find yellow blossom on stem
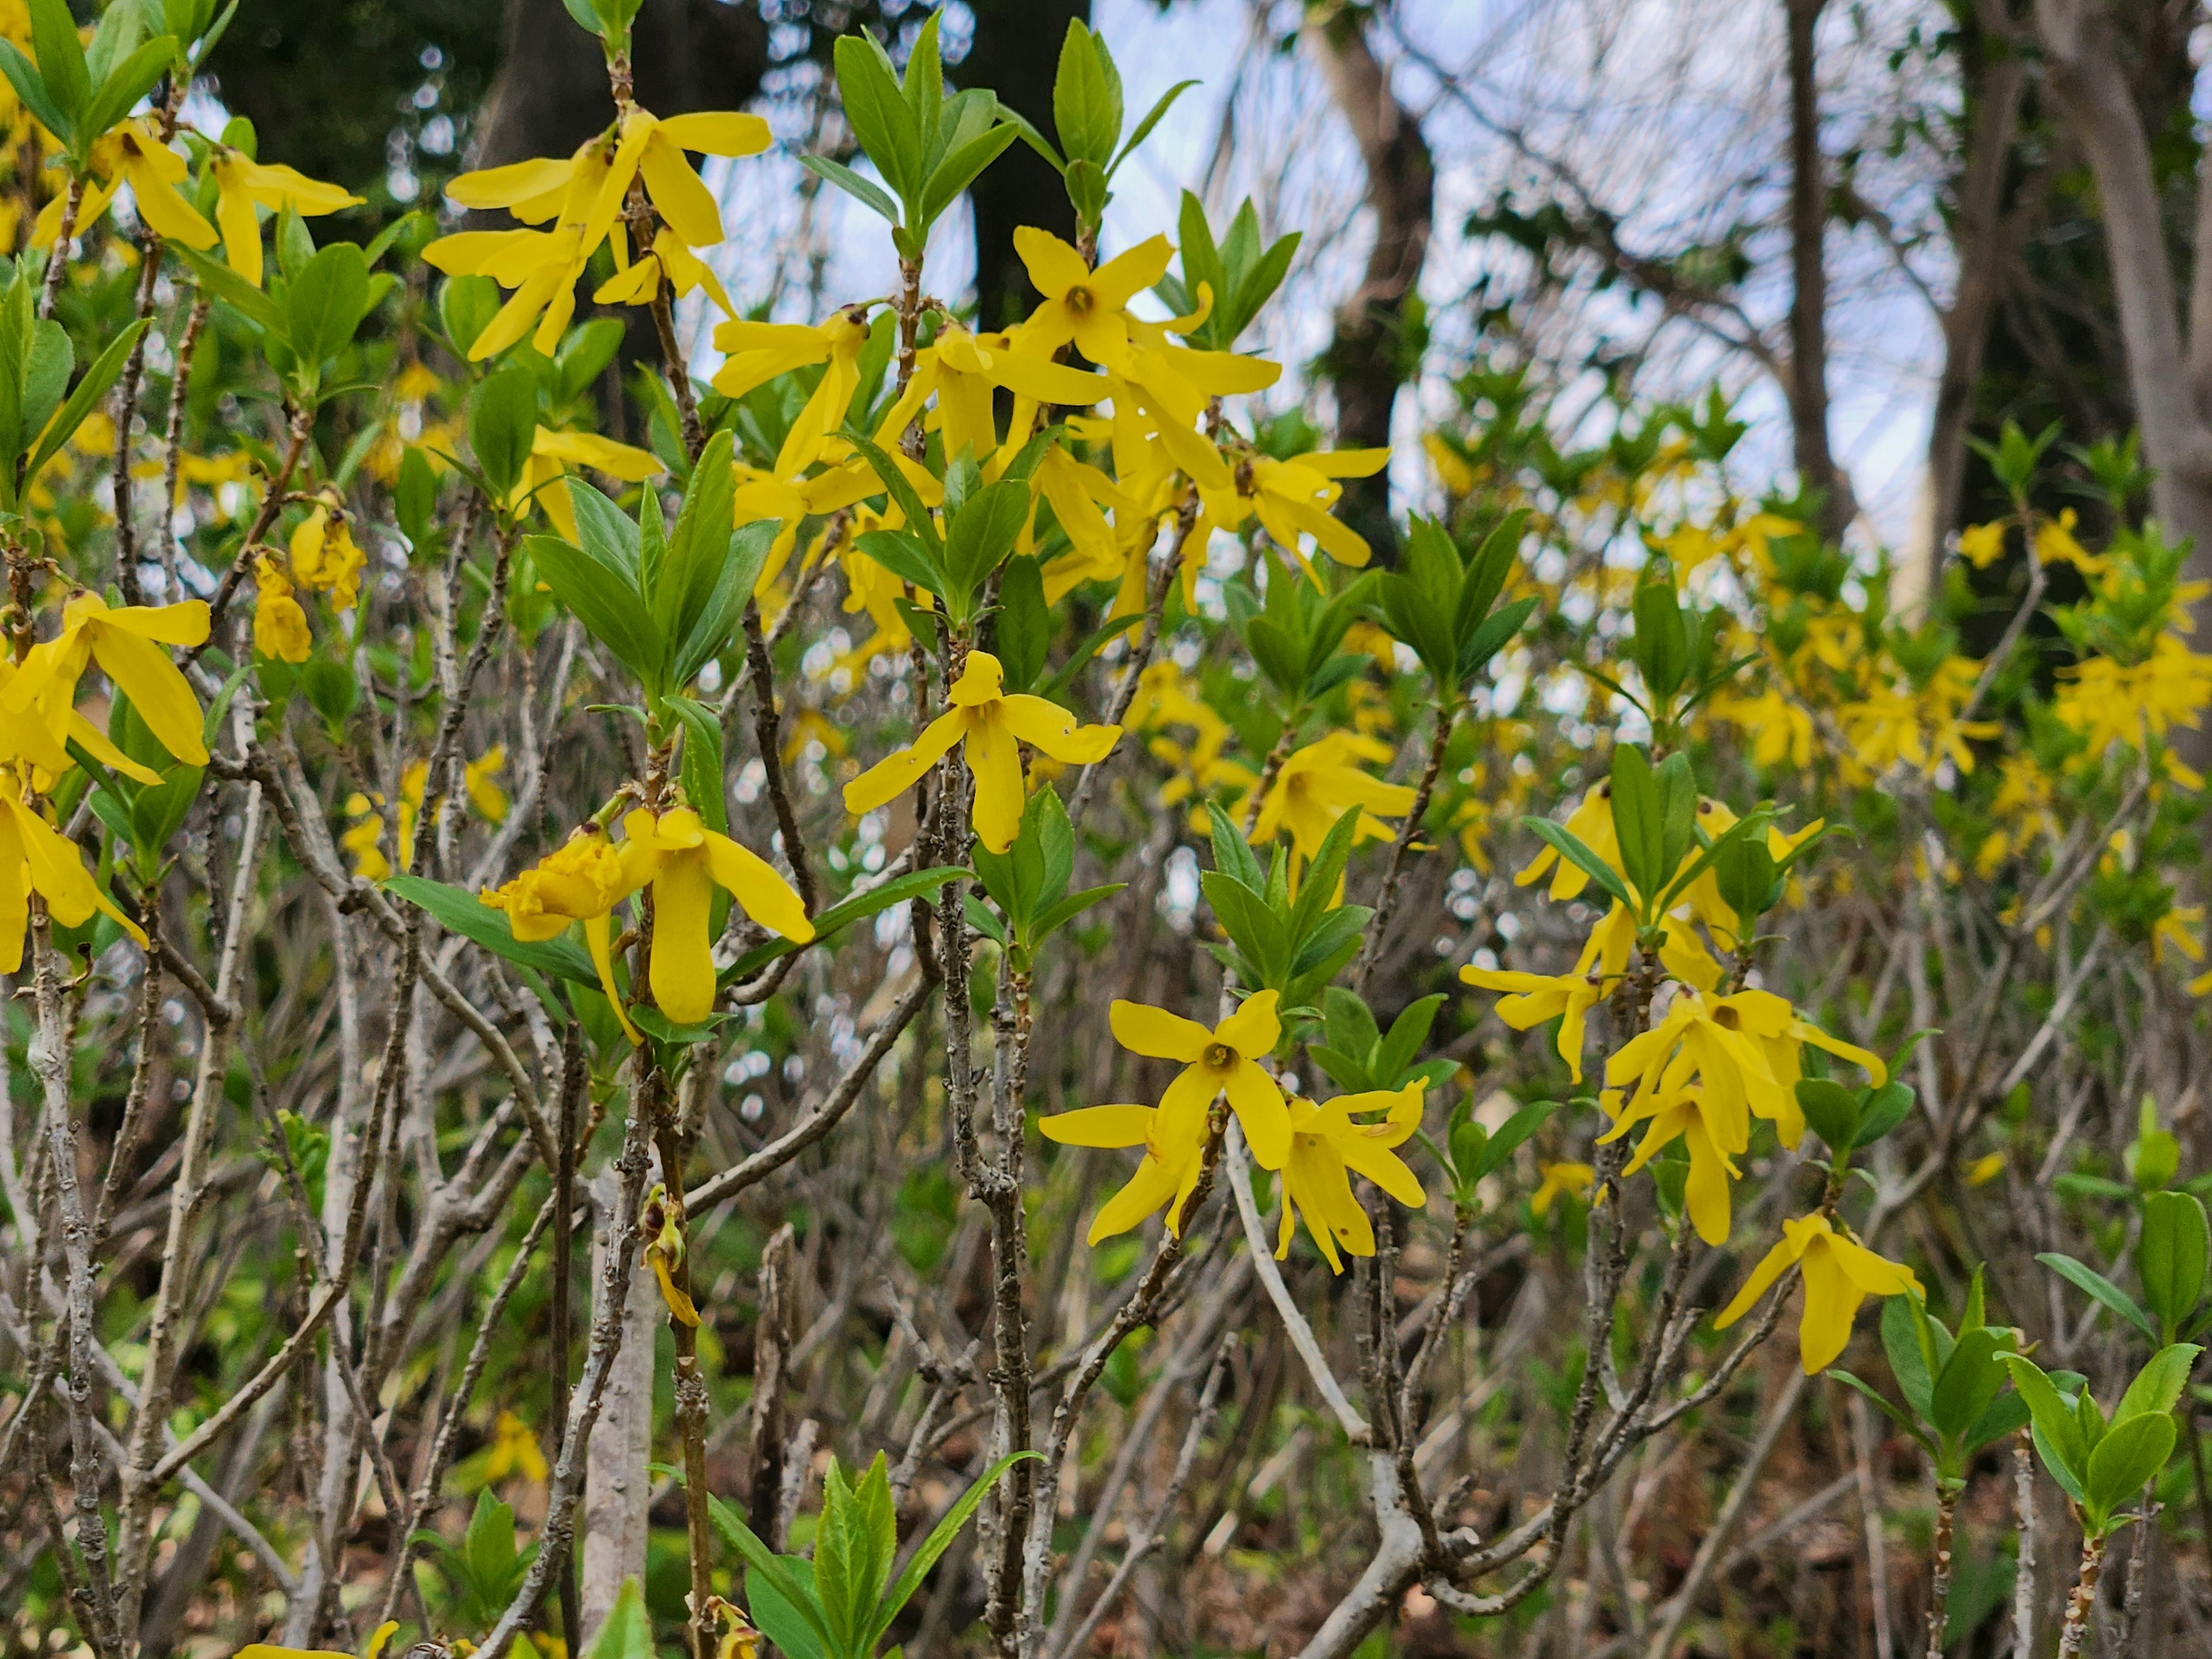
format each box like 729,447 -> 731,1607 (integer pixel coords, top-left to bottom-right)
643,1183 -> 700,1326
578,109 -> 771,256
3,593 -> 209,766
0,771 -> 147,971
517,429 -> 666,541
711,307 -> 876,477
1248,731 -> 1415,872
842,652 -> 1120,854
616,806 -> 813,1027
253,555 -> 311,664
1009,229 -> 1173,368
210,149 -> 363,286
1041,991 -> 1293,1230
1714,1213 -> 1921,1373
1276,1084 -> 1426,1272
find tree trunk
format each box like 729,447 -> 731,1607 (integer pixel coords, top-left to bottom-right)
959,0 -> 1088,329
1308,3 -> 1433,566
1786,0 -> 1857,543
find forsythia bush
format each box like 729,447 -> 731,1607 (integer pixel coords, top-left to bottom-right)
2,3 -> 2210,1658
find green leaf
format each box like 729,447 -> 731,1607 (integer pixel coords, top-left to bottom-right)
1795,1078 -> 1859,1156
724,866 -> 968,982
1630,580 -> 1690,702
1030,882 -> 1124,945
671,520 -> 773,688
77,35 -> 175,150
2141,1191 -> 2209,1338
1881,1293 -> 1936,1424
1607,744 -> 1664,906
386,874 -> 603,990
1520,817 -> 1634,912
919,122 -> 1019,230
994,554 -> 1050,692
1930,1328 -> 2009,1446
470,366 -> 539,502
654,429 -> 737,654
2084,1411 -> 2174,1528
524,533 -> 660,681
24,317 -> 144,487
584,1575 -> 650,1659
1961,1391 -> 2031,1457
703,1493 -> 835,1656
798,152 -> 900,225
1473,1098 -> 1557,1180
0,41 -> 68,145
1854,1081 -> 1916,1148
2038,1251 -> 2157,1341
26,0 -> 88,128
285,241 -> 370,373
668,695 -> 728,838
873,1451 -> 1040,1646
1052,20 -> 1119,167
1110,78 -> 1198,177
2113,1343 -> 2202,1424
2001,1355 -> 2089,1502
832,32 -> 921,207
1827,1368 -> 1930,1449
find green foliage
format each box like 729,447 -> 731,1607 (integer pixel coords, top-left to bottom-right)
2002,1344 -> 2200,1535
1158,193 -> 1300,352
558,0 -> 645,54
1001,21 -> 1194,237
706,1450 -> 1038,1658
523,431 -> 768,703
1828,1272 -> 2025,1484
1371,512 -> 1536,699
1308,988 -> 1452,1095
1442,1093 -> 1558,1210
1200,804 -> 1370,1013
809,13 -> 1020,263
411,1490 -> 537,1631
1227,554 -> 1374,714
0,257 -> 145,516
967,787 -> 1123,973
847,429 -> 1053,628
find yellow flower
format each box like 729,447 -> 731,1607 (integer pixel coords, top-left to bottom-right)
0,772 -> 148,972
1460,963 -> 1611,1083
2033,508 -> 2105,576
236,1620 -> 401,1659
1605,987 -> 1883,1154
465,746 -> 509,823
842,652 -> 1120,854
1714,1213 -> 1921,1373
288,502 -> 368,611
578,108 -> 772,256
100,121 -> 218,250
1200,448 -> 1392,581
2055,632 -> 2212,755
1248,731 -> 1415,870
1964,1151 -> 2007,1188
1608,1080 -> 1741,1245
423,224 -> 592,362
616,806 -> 813,1027
1111,990 -> 1289,1164
1276,1084 -> 1426,1273
517,428 -> 666,541
1957,521 -> 2007,569
3,593 -> 210,767
593,224 -> 736,317
482,1409 -> 549,1484
482,824 -> 635,1034
1010,229 -> 1175,368
340,793 -> 391,882
704,1599 -> 760,1659
253,555 -> 312,664
710,308 -> 875,478
1531,1160 -> 1596,1218
209,149 -> 362,286
1040,1097 -> 1216,1243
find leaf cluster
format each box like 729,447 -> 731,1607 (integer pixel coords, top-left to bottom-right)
1154,192 -> 1298,353
1200,804 -> 1369,1013
809,14 -> 1020,263
1370,511 -> 1535,698
1003,21 -> 1193,238
967,787 -> 1123,973
2003,1343 -> 2201,1536
1831,1272 -> 2027,1485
